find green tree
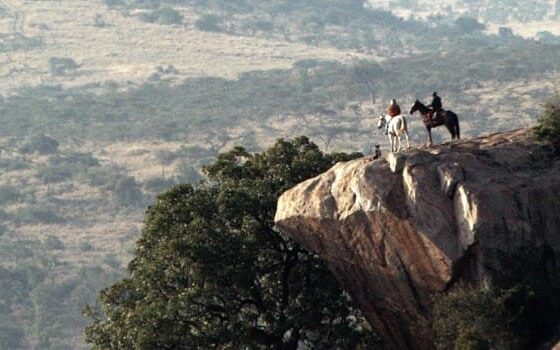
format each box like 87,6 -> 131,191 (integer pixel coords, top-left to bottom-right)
455,17 -> 485,33
430,287 -> 518,350
19,134 -> 59,155
195,14 -> 222,32
535,96 -> 560,145
85,137 -> 376,349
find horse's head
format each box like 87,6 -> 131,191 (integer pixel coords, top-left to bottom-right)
409,99 -> 420,114
377,114 -> 386,129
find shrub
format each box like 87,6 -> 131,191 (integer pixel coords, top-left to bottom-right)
113,176 -> 145,206
243,19 -> 274,33
19,134 -> 59,155
195,14 -> 222,32
36,165 -> 73,184
17,206 -> 65,224
79,241 -> 95,252
155,7 -> 183,25
0,209 -> 11,222
0,185 -> 21,204
534,97 -> 560,145
103,0 -> 124,7
154,149 -> 177,165
43,235 -> 65,250
131,0 -> 159,9
93,14 -> 106,28
143,177 -> 176,193
50,152 -> 100,168
49,57 -> 79,76
86,168 -> 126,189
0,158 -> 29,171
455,17 -> 485,33
138,7 -> 183,25
0,321 -> 25,349
536,31 -> 560,44
430,286 -> 517,350
137,11 -> 158,23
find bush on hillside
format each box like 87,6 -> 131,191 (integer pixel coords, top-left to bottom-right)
455,17 -> 486,33
36,165 -> 73,184
112,176 -> 145,207
534,97 -> 560,145
0,158 -> 29,171
138,7 -> 183,25
43,235 -> 65,250
17,206 -> 65,225
19,134 -> 59,155
103,0 -> 124,7
155,7 -> 183,25
49,57 -> 79,76
195,14 -> 222,32
0,185 -> 21,204
0,321 -> 25,350
50,152 -> 100,168
143,176 -> 176,193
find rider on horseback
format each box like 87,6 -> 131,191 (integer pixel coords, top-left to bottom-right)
428,92 -> 442,125
386,98 -> 401,135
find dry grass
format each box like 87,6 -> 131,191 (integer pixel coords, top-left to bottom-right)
0,0 -> 370,95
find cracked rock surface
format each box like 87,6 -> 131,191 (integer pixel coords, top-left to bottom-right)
274,129 -> 560,350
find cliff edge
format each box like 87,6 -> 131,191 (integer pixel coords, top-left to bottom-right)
274,128 -> 560,349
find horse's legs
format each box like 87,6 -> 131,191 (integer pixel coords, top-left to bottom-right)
445,123 -> 455,140
444,121 -> 455,140
426,127 -> 433,146
404,131 -> 411,149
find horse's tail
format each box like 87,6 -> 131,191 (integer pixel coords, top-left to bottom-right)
454,114 -> 460,139
398,115 -> 407,133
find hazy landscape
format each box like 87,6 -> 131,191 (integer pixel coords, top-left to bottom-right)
1,0 -> 560,348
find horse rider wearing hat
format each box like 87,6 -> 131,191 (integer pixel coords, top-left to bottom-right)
428,92 -> 442,125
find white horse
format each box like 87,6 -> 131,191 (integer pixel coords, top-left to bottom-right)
377,114 -> 411,152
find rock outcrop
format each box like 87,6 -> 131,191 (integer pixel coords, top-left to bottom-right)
274,129 -> 560,349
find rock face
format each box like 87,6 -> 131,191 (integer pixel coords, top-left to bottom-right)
274,129 -> 560,349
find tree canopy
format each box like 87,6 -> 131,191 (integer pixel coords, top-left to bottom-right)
85,137 -> 378,349
535,96 -> 560,146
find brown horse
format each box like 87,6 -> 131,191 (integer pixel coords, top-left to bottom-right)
409,99 -> 460,146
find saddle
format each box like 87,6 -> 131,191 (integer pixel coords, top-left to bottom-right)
428,109 -> 444,125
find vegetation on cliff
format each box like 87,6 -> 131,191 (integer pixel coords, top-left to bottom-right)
535,97 -> 560,146
85,137 -> 377,349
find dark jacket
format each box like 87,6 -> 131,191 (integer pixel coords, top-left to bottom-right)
429,95 -> 442,111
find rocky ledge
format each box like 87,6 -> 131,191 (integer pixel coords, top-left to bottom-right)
274,129 -> 560,349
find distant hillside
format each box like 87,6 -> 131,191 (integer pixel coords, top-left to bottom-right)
1,0 -> 559,349
0,0 -> 359,95
368,0 -> 560,37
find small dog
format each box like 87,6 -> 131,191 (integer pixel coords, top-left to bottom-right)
374,144 -> 381,159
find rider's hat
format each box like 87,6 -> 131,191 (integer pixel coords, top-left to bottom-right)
432,92 -> 438,96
